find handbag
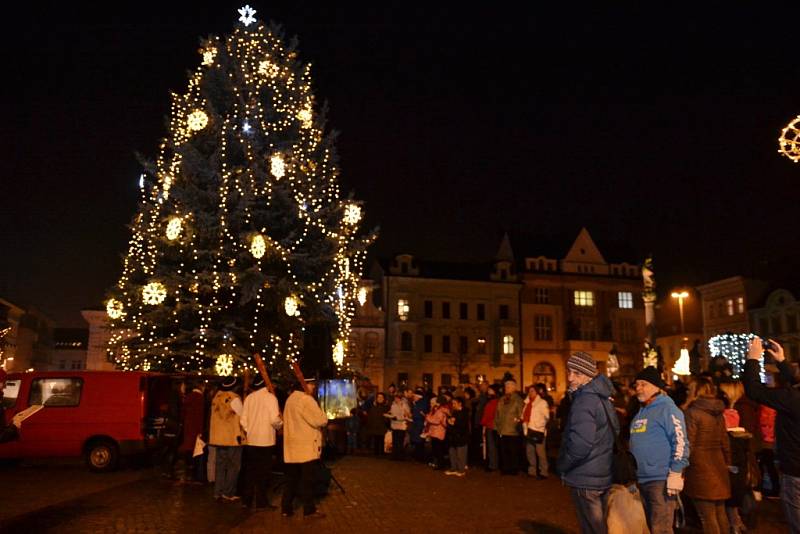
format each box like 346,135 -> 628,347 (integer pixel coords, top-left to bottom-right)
600,400 -> 638,485
525,429 -> 545,444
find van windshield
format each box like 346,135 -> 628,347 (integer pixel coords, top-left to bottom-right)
2,379 -> 20,409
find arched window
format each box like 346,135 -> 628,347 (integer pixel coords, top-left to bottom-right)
533,362 -> 556,391
400,331 -> 413,351
364,332 -> 379,357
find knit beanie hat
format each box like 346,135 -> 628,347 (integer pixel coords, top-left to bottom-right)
635,366 -> 666,389
567,351 -> 597,378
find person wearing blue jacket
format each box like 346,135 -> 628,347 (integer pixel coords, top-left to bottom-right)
629,367 -> 690,534
557,351 -> 618,534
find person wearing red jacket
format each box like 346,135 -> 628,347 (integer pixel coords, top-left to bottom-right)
480,385 -> 499,471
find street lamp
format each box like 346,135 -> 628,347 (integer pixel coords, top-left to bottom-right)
671,291 -> 689,335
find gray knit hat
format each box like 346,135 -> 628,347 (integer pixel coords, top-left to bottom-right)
567,351 -> 597,378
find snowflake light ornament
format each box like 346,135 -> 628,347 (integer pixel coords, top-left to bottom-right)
187,110 -> 209,131
215,354 -> 234,376
106,298 -> 125,319
778,115 -> 800,162
270,153 -> 285,179
344,204 -> 362,225
142,282 -> 167,305
166,216 -> 183,240
238,5 -> 257,27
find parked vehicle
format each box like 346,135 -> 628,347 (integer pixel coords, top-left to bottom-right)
0,371 -> 174,472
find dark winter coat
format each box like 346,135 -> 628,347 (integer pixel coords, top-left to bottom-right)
556,375 -> 618,490
734,396 -> 761,447
683,397 -> 731,501
447,409 -> 470,447
365,401 -> 389,436
743,359 -> 800,477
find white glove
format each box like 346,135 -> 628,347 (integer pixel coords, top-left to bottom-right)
666,471 -> 684,496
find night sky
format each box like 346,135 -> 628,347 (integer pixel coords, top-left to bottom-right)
4,3 -> 800,327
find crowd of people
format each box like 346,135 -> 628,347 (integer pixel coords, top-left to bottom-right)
346,339 -> 799,534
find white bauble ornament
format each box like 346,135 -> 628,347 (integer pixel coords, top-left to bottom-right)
284,295 -> 300,317
250,234 -> 267,258
106,298 -> 125,319
166,217 -> 182,240
270,153 -> 285,179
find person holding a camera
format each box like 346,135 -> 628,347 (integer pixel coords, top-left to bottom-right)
744,338 -> 800,533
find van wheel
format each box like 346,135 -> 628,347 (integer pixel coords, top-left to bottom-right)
85,439 -> 119,472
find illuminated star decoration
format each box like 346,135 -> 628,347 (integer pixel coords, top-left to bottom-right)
238,5 -> 257,26
778,115 -> 800,162
242,120 -> 252,133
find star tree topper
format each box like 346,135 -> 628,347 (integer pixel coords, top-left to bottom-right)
238,5 -> 257,26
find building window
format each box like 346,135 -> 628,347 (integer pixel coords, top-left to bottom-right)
618,318 -> 637,343
727,299 -> 734,316
533,362 -> 556,391
424,334 -> 433,353
422,373 -> 433,388
618,291 -> 633,309
503,335 -> 514,355
29,378 -> 83,407
424,300 -> 433,319
459,373 -> 470,384
400,331 -> 413,351
441,374 -> 452,387
71,360 -> 82,370
534,315 -> 553,341
477,303 -> 486,321
364,332 -> 378,357
397,373 -> 409,387
442,302 -> 451,319
737,296 -> 744,314
459,302 -> 468,320
499,304 -> 510,320
397,298 -> 410,321
442,335 -> 451,353
477,337 -> 487,354
579,318 -> 597,341
574,291 -> 594,307
535,287 -> 550,304
459,336 -> 468,354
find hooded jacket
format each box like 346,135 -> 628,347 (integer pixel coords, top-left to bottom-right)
683,397 -> 731,501
629,393 -> 690,483
556,374 -> 618,490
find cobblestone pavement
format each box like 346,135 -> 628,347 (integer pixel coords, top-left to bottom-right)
0,455 -> 790,533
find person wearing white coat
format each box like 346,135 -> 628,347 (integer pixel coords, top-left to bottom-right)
522,386 -> 550,478
281,381 -> 328,518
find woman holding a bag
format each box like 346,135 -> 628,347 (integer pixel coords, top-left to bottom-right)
522,384 -> 550,479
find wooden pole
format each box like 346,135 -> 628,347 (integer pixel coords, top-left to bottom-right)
253,353 -> 276,394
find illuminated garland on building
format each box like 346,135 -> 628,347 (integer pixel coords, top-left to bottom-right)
708,333 -> 758,379
106,6 -> 373,375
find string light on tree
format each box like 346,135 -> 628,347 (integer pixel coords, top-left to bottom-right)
778,115 -> 800,162
258,60 -> 279,77
297,103 -> 313,129
333,339 -> 345,366
142,282 -> 167,305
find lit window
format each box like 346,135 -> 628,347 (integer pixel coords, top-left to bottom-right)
503,335 -> 515,355
618,292 -> 633,309
574,291 -> 594,307
727,299 -> 734,316
477,337 -> 487,354
737,296 -> 744,314
397,298 -> 409,321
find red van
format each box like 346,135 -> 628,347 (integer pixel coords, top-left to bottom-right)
0,371 -> 174,471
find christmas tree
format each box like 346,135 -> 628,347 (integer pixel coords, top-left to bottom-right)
106,6 -> 373,377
